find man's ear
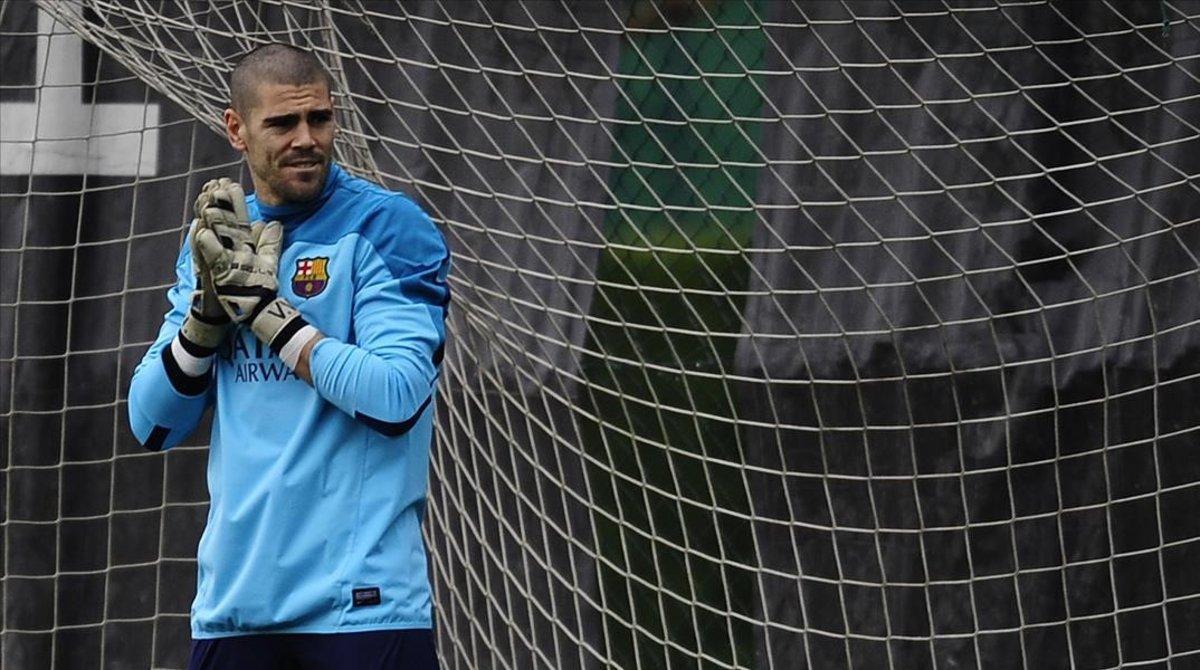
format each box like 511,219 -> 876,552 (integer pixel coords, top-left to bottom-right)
224,108 -> 247,152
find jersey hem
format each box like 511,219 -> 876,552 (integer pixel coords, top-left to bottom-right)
190,620 -> 433,639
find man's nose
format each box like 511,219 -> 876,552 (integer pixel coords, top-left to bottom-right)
292,122 -> 316,149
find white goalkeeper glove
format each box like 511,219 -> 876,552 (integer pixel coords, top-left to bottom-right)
193,219 -> 316,369
180,178 -> 255,349
193,178 -> 256,251
180,220 -> 230,349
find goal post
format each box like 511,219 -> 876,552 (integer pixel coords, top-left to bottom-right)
4,0 -> 1200,668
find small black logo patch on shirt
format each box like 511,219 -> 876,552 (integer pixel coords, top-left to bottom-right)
352,587 -> 382,607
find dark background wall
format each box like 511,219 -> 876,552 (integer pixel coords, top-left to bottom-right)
2,1 -> 1199,669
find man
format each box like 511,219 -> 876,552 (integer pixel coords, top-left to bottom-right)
128,43 -> 449,669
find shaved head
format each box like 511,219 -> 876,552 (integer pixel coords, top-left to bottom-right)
223,43 -> 336,205
229,43 -> 333,115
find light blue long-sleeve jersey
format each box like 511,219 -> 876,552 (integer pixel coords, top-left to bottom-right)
128,164 -> 450,638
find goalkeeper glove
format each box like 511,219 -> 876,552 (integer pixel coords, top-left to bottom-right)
193,178 -> 257,251
179,220 -> 230,349
193,220 -> 317,369
179,178 -> 255,349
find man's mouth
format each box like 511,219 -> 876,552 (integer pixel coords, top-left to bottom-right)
283,159 -> 321,170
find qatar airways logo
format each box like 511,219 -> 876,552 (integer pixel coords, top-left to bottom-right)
219,329 -> 298,383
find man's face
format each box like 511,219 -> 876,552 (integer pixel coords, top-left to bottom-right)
227,81 -> 335,206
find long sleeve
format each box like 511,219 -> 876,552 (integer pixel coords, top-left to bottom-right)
127,238 -> 215,451
308,200 -> 450,436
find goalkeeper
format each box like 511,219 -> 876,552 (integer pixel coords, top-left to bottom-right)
127,44 -> 448,669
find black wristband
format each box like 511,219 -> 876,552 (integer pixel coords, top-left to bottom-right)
161,341 -> 212,397
269,313 -> 311,354
176,328 -> 219,358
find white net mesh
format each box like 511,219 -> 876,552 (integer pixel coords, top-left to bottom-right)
3,0 -> 1200,668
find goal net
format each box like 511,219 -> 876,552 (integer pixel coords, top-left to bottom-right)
3,1 -> 1199,668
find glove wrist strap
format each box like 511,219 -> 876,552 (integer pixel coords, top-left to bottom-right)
249,296 -> 315,370
180,312 -> 227,350
165,321 -> 219,396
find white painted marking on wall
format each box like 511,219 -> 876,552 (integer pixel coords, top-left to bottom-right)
0,5 -> 160,176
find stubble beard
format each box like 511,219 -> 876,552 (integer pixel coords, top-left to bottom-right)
277,159 -> 328,204
257,154 -> 329,205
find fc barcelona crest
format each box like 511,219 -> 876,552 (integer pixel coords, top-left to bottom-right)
292,257 -> 330,298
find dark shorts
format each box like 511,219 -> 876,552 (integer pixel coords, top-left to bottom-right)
188,629 -> 438,670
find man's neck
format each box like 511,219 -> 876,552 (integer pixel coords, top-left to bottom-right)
250,175 -> 283,207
